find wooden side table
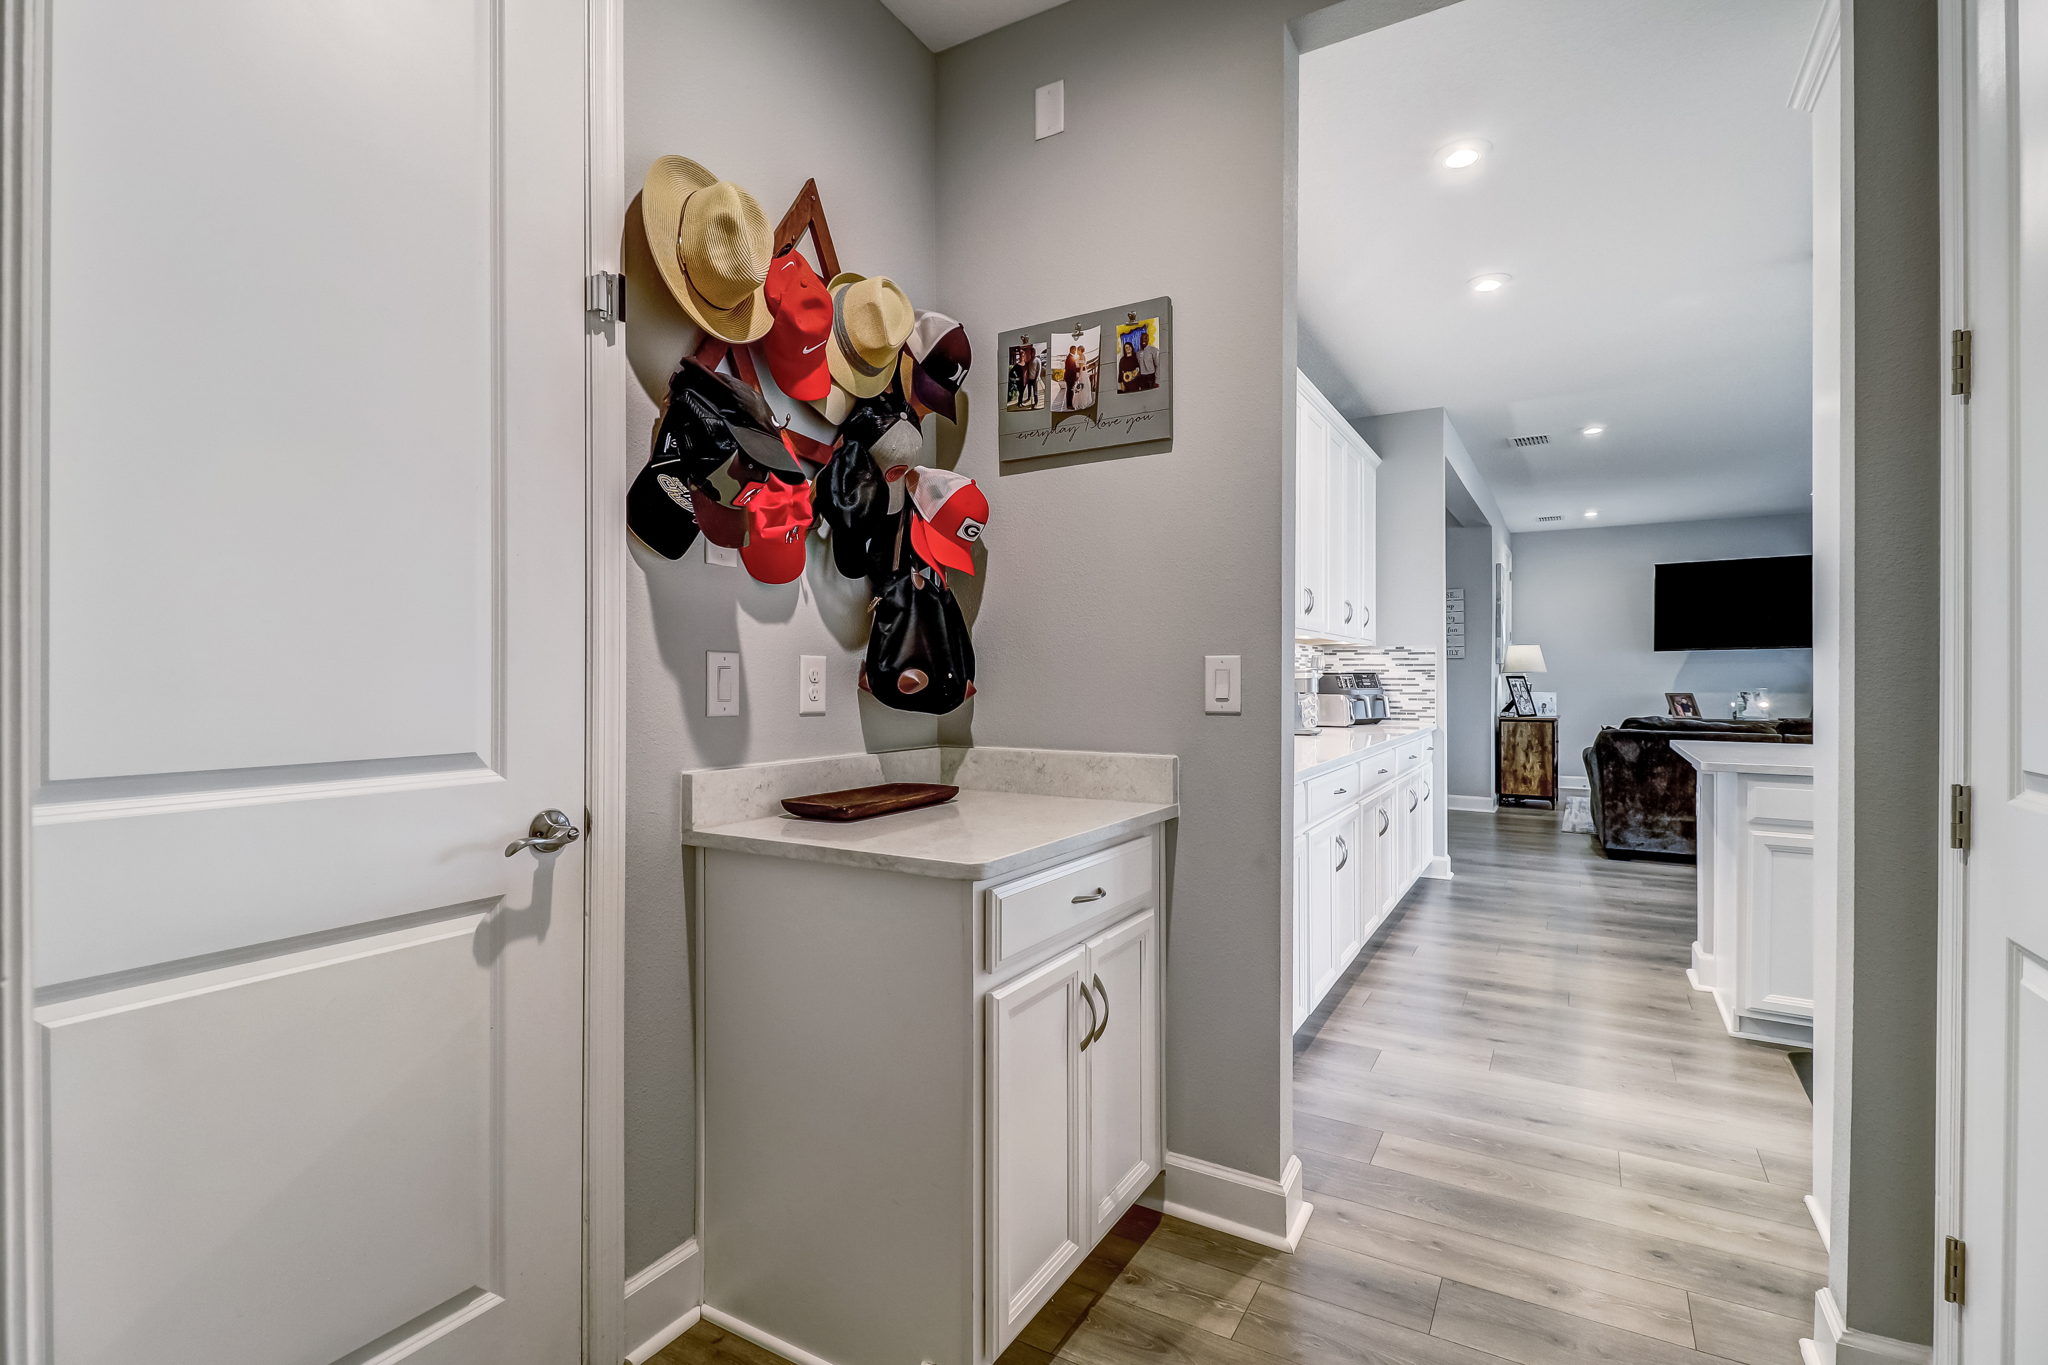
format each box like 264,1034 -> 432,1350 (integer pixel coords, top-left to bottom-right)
1498,715 -> 1558,807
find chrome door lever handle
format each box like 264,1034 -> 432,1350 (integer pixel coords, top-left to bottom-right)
505,809 -> 581,858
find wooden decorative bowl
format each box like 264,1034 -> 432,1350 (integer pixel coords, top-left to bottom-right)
781,782 -> 960,822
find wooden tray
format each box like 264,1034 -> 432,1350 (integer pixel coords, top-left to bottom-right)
781,782 -> 959,822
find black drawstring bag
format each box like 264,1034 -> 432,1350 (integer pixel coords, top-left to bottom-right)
861,517 -> 976,714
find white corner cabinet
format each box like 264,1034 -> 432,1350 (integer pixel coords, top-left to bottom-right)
1292,728 -> 1436,1030
1295,370 -> 1380,644
691,824 -> 1167,1365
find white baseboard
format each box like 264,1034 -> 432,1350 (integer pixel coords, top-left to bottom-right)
1804,1194 -> 1832,1252
1161,1151 -> 1312,1251
1559,775 -> 1590,793
1808,1287 -> 1933,1365
625,1238 -> 703,1365
1446,795 -> 1497,813
1422,855 -> 1453,880
702,1307 -> 840,1365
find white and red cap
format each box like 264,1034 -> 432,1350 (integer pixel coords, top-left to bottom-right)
907,467 -> 988,575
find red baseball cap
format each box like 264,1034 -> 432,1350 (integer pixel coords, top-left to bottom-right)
907,467 -> 988,576
760,253 -> 833,403
733,477 -> 814,583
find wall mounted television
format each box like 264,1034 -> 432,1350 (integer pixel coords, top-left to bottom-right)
1653,555 -> 1813,651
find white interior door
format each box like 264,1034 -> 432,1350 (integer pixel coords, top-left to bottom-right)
1960,0 -> 2048,1355
29,1 -> 589,1361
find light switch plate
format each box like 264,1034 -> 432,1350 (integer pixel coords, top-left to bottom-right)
1204,655 -> 1242,714
704,540 -> 738,567
799,654 -> 826,715
706,651 -> 740,717
1035,81 -> 1065,139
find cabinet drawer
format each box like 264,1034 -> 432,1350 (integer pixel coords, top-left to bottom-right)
1397,736 -> 1429,772
1357,748 -> 1398,792
1303,761 -> 1363,825
989,837 -> 1155,971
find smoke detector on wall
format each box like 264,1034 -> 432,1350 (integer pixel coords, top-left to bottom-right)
1510,434 -> 1551,448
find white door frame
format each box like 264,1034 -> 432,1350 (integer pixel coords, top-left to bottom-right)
0,0 -> 633,1359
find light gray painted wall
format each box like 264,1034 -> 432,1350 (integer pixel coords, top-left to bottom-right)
1507,514 -> 1814,774
933,0 -> 1457,1185
621,0 -> 936,1276
1444,527 -> 1495,799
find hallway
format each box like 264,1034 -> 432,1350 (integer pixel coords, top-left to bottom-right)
660,810 -> 1821,1365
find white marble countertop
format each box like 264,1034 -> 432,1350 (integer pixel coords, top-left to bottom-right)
1294,719 -> 1435,781
684,789 -> 1177,881
1671,739 -> 1816,777
679,744 -> 1179,880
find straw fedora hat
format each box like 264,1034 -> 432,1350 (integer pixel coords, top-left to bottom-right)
827,273 -> 915,398
642,156 -> 774,343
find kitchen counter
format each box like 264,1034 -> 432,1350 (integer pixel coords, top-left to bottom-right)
680,744 -> 1178,880
1671,739 -> 1816,777
1294,718 -> 1436,780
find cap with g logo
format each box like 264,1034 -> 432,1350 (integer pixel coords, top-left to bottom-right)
906,466 -> 990,576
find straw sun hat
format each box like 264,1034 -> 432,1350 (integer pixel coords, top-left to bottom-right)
642,156 -> 774,344
827,273 -> 915,398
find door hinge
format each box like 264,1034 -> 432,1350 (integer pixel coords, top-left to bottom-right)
1951,328 -> 1973,401
1944,1235 -> 1966,1304
1950,784 -> 1973,851
586,271 -> 626,325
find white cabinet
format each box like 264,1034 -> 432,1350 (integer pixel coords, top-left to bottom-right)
1303,810 -> 1345,1005
1292,834 -> 1311,1030
1365,789 -> 1397,927
1083,910 -> 1161,1245
987,945 -> 1090,1344
1295,371 -> 1380,644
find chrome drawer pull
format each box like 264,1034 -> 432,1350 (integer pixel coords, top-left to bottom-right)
1333,787 -> 1348,795
1071,887 -> 1107,904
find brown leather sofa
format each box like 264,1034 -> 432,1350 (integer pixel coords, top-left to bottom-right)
1582,716 -> 1814,860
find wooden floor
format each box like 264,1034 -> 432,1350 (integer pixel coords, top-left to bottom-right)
657,808 -> 1819,1365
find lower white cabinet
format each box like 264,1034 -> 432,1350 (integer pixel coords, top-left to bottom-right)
1294,730 -> 1436,1029
1082,911 -> 1161,1242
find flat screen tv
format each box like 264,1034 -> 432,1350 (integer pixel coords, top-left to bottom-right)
1653,555 -> 1813,651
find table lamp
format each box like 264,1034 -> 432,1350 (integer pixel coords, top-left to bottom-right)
1502,643 -> 1546,715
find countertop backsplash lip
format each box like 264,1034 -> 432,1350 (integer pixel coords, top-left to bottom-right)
679,744 -> 1179,834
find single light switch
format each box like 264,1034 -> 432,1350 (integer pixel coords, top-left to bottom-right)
799,654 -> 826,715
707,651 -> 740,717
1035,81 -> 1065,140
704,540 -> 738,567
1204,655 -> 1242,714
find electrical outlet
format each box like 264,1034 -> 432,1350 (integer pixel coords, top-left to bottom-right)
799,655 -> 826,715
706,651 -> 740,717
1204,655 -> 1242,714
704,540 -> 738,567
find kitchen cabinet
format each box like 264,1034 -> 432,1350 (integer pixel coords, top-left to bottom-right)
1296,371 -> 1380,644
1081,910 -> 1160,1245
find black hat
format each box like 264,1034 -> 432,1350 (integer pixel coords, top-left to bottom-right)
665,358 -> 804,476
625,447 -> 702,560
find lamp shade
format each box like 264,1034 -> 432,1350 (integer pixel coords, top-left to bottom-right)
1503,643 -> 1548,673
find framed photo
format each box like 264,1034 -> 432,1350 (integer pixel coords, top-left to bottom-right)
1666,691 -> 1700,718
1506,674 -> 1537,717
1534,692 -> 1558,717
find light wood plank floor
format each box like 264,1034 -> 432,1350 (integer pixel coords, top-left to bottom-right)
656,808 -> 1818,1365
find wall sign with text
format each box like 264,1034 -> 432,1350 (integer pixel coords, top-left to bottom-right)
997,296 -> 1172,461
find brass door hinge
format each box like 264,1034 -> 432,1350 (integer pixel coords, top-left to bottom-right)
1952,328 -> 1973,401
1944,1235 -> 1966,1304
1950,784 -> 1973,851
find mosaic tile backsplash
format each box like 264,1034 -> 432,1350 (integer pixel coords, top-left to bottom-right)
1295,642 -> 1438,722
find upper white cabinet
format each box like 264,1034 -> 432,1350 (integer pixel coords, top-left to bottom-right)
1295,372 -> 1380,644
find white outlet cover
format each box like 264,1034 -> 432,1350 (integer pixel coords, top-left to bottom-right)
1034,81 -> 1064,140
704,540 -> 738,567
799,654 -> 826,715
707,651 -> 740,717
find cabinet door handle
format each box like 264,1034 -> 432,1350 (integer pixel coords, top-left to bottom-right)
1333,787 -> 1347,796
1360,606 -> 1370,626
1079,980 -> 1099,1053
1343,601 -> 1354,623
1334,835 -> 1349,872
1071,886 -> 1107,904
1379,809 -> 1390,835
1090,973 -> 1110,1046
1303,587 -> 1315,614
1408,791 -> 1419,812
1378,766 -> 1390,775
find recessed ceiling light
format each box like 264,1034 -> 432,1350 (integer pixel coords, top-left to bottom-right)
1469,273 -> 1512,293
1438,139 -> 1490,170
1581,424 -> 1606,437
1583,510 -> 1599,519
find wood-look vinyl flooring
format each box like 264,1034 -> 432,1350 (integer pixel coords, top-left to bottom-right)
655,808 -> 1818,1365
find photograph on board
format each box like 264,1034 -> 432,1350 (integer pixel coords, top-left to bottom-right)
1049,325 -> 1100,423
1115,316 -> 1162,393
1005,338 -> 1044,412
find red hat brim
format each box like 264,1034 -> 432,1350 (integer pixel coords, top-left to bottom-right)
909,514 -> 976,575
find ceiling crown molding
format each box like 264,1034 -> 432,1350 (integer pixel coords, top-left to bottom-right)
1788,0 -> 1841,113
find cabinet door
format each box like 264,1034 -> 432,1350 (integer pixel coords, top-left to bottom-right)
1084,910 -> 1161,1244
1334,806 -> 1365,965
986,946 -> 1089,1350
1304,813 -> 1343,1005
1292,834 -> 1310,1031
1354,447 -> 1378,641
1295,393 -> 1331,633
1367,795 -> 1396,925
1330,438 -> 1361,639
1416,771 -> 1434,878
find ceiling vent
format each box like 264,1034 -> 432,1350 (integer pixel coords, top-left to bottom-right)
1510,434 -> 1551,448
1536,515 -> 1565,522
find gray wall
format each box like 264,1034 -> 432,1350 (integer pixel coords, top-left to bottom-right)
1444,526 -> 1495,799
1507,514 -> 1815,772
621,0 -> 936,1276
933,0 -> 1456,1186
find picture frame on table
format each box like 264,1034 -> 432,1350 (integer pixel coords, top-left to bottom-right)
1666,691 -> 1700,718
1506,674 -> 1537,717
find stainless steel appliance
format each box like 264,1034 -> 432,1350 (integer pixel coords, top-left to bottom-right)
1314,671 -> 1390,726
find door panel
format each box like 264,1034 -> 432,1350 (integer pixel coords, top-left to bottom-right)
1304,814 -> 1342,1004
30,1 -> 589,1361
1085,911 -> 1160,1244
987,946 -> 1087,1352
1295,393 -> 1329,634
